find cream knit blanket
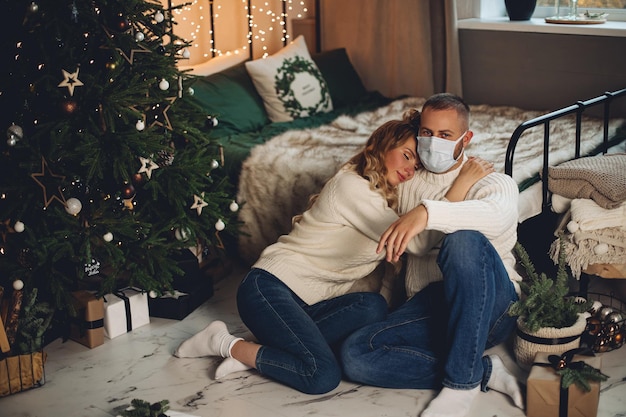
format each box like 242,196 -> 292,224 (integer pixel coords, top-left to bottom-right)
547,154 -> 626,209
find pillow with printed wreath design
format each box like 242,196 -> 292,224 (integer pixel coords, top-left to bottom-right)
245,35 -> 333,122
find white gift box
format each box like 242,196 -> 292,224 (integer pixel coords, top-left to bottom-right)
103,287 -> 150,339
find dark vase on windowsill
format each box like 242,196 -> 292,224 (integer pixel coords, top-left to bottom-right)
505,0 -> 538,21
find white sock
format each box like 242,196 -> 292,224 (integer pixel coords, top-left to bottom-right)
174,320 -> 242,358
421,386 -> 479,417
486,355 -> 524,409
215,357 -> 252,380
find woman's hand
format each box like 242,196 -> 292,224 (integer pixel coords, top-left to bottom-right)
446,157 -> 494,202
377,204 -> 428,262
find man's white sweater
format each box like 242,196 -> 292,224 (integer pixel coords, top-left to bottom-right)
398,157 -> 522,298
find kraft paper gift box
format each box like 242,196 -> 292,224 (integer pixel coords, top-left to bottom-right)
103,287 -> 150,339
69,290 -> 105,348
526,351 -> 602,417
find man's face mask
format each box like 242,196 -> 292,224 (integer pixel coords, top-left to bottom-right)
417,131 -> 466,173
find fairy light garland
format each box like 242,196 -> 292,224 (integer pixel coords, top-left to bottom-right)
168,0 -> 311,63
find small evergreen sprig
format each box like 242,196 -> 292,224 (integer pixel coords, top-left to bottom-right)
508,241 -> 591,333
118,399 -> 170,417
557,363 -> 608,392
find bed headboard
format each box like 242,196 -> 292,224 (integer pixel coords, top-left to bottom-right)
505,88 -> 626,214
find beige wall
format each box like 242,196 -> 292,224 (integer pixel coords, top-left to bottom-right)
459,30 -> 626,114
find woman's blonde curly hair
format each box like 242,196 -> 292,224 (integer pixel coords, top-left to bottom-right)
294,109 -> 420,224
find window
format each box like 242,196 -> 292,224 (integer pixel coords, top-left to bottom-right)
535,0 -> 626,20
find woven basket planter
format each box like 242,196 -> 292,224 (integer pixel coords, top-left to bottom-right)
513,313 -> 588,371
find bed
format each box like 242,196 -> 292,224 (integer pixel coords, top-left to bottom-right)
181,39 -> 626,267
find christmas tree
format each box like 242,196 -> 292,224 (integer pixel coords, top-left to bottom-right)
0,0 -> 238,346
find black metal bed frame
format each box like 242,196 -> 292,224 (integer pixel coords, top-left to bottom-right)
505,88 -> 626,215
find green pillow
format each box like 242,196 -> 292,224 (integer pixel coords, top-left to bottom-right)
312,48 -> 368,108
189,62 -> 269,137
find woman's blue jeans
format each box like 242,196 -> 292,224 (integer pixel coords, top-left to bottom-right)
236,268 -> 388,394
340,230 -> 518,391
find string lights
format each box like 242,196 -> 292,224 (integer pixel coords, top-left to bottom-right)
168,0 -> 311,64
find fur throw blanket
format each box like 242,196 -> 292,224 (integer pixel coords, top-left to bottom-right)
236,97 -> 624,265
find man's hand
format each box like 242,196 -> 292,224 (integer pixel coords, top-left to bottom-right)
377,204 -> 428,262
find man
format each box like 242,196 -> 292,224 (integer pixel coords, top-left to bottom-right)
340,93 -> 524,417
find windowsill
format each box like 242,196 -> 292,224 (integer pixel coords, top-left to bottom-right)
458,17 -> 626,37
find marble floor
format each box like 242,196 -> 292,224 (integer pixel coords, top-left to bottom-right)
2,261 -> 626,417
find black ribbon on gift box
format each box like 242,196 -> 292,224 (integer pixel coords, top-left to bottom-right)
70,308 -> 104,337
533,347 -> 608,417
115,292 -> 132,332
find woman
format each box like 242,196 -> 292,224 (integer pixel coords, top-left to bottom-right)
174,109 -> 494,395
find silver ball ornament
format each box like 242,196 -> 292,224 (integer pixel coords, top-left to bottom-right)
598,306 -> 615,322
606,311 -> 623,324
154,11 -> 164,23
103,232 -> 114,242
149,290 -> 158,299
7,124 -> 24,146
135,32 -> 145,42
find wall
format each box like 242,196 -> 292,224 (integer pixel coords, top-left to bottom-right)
458,29 -> 626,115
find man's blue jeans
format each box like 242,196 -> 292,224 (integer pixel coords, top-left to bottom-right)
340,230 -> 518,391
237,268 -> 388,394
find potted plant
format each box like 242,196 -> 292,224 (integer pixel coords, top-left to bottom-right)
508,241 -> 591,370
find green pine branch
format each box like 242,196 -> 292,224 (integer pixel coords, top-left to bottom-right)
509,241 -> 591,332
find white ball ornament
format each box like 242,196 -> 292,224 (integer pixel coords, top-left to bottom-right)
103,232 -> 114,242
229,201 -> 239,212
65,197 -> 82,215
566,221 -> 579,234
215,219 -> 225,231
13,279 -> 24,291
154,11 -> 164,23
136,120 -> 145,131
210,159 -> 219,169
594,243 -> 609,255
159,78 -> 169,90
149,290 -> 158,299
187,87 -> 194,96
14,221 -> 25,233
135,31 -> 145,42
182,48 -> 191,59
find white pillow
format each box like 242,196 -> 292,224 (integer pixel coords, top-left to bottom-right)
245,35 -> 333,122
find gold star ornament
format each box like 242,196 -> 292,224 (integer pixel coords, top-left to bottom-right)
138,156 -> 159,179
191,193 -> 208,215
31,157 -> 67,208
58,68 -> 84,96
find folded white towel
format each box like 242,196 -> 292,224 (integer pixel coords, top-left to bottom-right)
569,198 -> 626,231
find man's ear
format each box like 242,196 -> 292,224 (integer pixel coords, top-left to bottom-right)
463,131 -> 474,146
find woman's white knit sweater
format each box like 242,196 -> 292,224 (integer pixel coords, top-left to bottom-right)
253,166 -> 442,305
398,157 -> 522,298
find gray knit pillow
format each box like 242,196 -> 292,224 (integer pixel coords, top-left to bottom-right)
547,154 -> 626,209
